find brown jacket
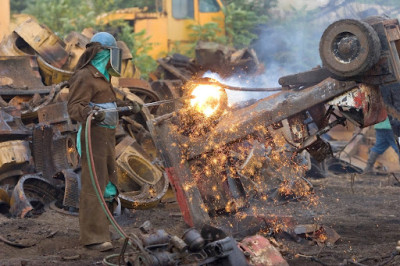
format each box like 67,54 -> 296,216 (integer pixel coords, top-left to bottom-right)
67,64 -> 117,123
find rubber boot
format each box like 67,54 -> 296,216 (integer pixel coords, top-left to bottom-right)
364,150 -> 379,174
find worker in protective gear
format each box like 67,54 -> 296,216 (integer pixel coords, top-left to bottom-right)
364,116 -> 400,173
67,32 -> 141,251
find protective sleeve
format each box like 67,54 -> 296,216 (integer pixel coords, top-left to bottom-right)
67,72 -> 93,123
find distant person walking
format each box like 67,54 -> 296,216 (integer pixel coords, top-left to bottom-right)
364,117 -> 400,173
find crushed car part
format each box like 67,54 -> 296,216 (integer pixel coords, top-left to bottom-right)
182,228 -> 205,252
118,78 -> 161,114
63,31 -> 89,71
117,145 -> 162,186
0,107 -> 32,138
37,100 -> 78,133
118,172 -> 169,210
37,56 -> 73,86
0,186 -> 10,214
139,229 -> 170,247
55,169 -> 81,211
0,170 -> 24,187
239,235 -> 289,266
279,67 -> 332,87
118,89 -> 159,159
149,76 -> 360,232
195,41 -> 233,74
9,174 -> 61,218
203,237 -> 248,266
0,140 -> 31,174
0,32 -> 35,57
0,56 -> 50,94
32,125 -> 79,180
14,18 -> 68,68
328,83 -> 387,127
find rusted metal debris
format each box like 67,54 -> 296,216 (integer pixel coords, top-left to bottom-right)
114,221 -> 250,265
239,235 -> 289,266
148,15 -> 400,239
154,41 -> 263,83
0,186 -> 10,214
294,224 -> 341,246
0,17 -> 170,216
9,174 -> 62,218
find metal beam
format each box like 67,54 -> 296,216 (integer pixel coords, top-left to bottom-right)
186,78 -> 357,159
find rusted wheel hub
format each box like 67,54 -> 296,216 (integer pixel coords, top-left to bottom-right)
319,19 -> 381,77
334,34 -> 361,63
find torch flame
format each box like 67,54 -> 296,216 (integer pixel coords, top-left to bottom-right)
190,84 -> 223,117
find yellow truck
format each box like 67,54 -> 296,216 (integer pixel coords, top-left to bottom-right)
97,0 -> 225,58
0,0 -> 10,41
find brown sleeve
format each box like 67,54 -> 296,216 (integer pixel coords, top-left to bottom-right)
67,71 -> 93,123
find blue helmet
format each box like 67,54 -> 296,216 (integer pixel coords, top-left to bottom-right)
90,32 -> 118,48
90,32 -> 122,77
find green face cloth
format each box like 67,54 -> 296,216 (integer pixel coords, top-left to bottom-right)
91,49 -> 111,81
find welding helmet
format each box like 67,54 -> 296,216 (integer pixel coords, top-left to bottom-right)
90,32 -> 122,77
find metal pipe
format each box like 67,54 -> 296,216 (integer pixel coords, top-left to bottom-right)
143,96 -> 192,107
223,85 -> 283,92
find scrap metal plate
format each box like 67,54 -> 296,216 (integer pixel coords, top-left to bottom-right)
14,19 -> 68,68
0,107 -> 31,136
0,56 -> 52,94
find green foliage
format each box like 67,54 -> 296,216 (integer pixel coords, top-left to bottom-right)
225,0 -> 277,16
10,0 -> 31,14
20,0 -> 156,78
23,0 -> 96,36
188,22 -> 223,43
223,2 -> 269,48
14,0 -> 279,76
118,23 -> 157,78
169,41 -> 184,55
184,22 -> 226,57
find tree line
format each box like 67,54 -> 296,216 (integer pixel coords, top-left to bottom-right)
10,0 -> 277,76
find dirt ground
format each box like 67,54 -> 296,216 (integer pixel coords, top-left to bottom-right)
1,172 -> 400,266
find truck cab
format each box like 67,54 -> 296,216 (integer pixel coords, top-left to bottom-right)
97,0 -> 225,58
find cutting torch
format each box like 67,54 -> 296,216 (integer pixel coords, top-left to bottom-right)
96,96 -> 191,114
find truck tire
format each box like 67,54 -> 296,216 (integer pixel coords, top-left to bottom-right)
319,19 -> 381,77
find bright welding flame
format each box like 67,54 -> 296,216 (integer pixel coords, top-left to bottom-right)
190,84 -> 223,117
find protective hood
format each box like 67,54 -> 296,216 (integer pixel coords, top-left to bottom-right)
90,32 -> 122,77
74,33 -> 122,77
74,42 -> 103,71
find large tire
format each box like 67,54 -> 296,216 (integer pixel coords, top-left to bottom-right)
319,19 -> 381,77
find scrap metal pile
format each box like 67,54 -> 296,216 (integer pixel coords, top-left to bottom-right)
0,16 -> 264,219
104,221 -> 287,266
0,17 -> 169,217
148,15 -> 400,237
1,13 -> 400,265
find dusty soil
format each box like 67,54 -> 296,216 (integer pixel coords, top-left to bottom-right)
1,172 -> 400,266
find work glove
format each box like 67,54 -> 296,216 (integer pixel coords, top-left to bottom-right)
93,107 -> 106,122
129,101 -> 143,114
